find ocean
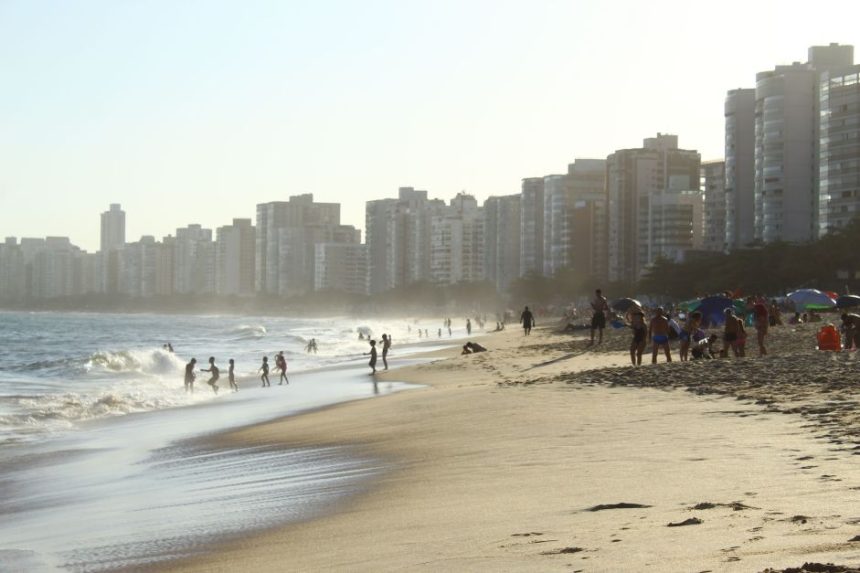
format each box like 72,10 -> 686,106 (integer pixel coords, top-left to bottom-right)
0,311 -> 472,572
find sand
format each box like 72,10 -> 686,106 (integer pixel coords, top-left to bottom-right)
161,321 -> 860,572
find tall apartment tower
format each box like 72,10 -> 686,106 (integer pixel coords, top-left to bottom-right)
100,204 -> 126,253
174,224 -> 215,295
429,193 -> 484,285
701,160 -> 727,251
606,134 -> 701,283
724,89 -> 756,249
483,194 -> 521,293
819,56 -> 860,235
541,174 -> 571,277
568,159 -> 607,281
216,218 -> 256,296
754,44 -> 854,243
255,194 -> 341,295
519,178 -> 545,277
365,187 -> 444,294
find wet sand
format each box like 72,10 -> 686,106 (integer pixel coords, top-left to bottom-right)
161,321 -> 860,572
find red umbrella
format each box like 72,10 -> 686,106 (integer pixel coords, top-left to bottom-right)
825,291 -> 839,300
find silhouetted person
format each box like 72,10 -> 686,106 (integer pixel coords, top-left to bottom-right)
200,356 -> 220,394
520,306 -> 535,335
466,319 -> 472,335
167,343 -> 174,353
590,289 -> 609,345
648,307 -> 672,363
381,334 -> 391,370
462,341 -> 487,354
259,356 -> 270,387
365,339 -> 378,374
184,358 -> 197,393
276,351 -> 289,385
228,358 -> 238,392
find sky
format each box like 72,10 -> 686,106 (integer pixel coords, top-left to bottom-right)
2,0 -> 859,252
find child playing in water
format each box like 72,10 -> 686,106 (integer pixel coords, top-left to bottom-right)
228,358 -> 238,392
200,357 -> 220,394
259,356 -> 270,387
365,340 -> 377,374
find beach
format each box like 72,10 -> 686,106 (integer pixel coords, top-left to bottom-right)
160,320 -> 860,573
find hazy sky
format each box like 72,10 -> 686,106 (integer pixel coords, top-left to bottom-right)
2,0 -> 859,251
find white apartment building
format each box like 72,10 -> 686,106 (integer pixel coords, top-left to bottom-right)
216,218 -> 256,296
314,243 -> 368,295
701,160 -> 727,251
483,194 -> 521,292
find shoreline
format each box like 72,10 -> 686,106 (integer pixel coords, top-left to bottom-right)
159,325 -> 860,572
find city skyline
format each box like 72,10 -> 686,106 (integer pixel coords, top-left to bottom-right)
3,1 -> 860,251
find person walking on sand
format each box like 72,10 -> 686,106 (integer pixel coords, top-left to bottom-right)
227,358 -> 238,392
259,356 -> 270,387
520,306 -> 535,336
589,289 -> 609,345
723,308 -> 746,357
184,358 -> 197,393
629,309 -> 647,366
752,296 -> 770,356
466,318 -> 472,335
648,307 -> 672,363
365,339 -> 378,375
381,334 -> 392,370
200,356 -> 220,394
276,351 -> 289,385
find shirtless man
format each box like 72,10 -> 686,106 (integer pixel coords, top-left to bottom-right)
751,296 -> 769,356
589,289 -> 610,345
184,358 -> 197,393
841,313 -> 860,350
723,308 -> 746,357
629,309 -> 647,366
648,307 -> 672,363
200,356 -> 219,394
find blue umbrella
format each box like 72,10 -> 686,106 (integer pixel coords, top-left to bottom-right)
836,294 -> 860,309
787,289 -> 837,311
693,296 -> 736,327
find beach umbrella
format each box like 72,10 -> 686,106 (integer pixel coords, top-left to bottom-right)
677,299 -> 699,312
692,295 -> 735,327
787,289 -> 837,311
825,291 -> 840,300
611,298 -> 641,312
836,294 -> 860,309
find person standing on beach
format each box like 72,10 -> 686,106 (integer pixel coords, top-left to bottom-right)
365,339 -> 378,374
629,309 -> 647,365
381,334 -> 392,370
841,313 -> 860,349
648,307 -> 672,363
259,356 -> 270,387
184,358 -> 197,393
723,309 -> 746,357
589,289 -> 609,345
520,306 -> 535,336
200,357 -> 220,394
752,296 -> 769,356
227,358 -> 238,392
276,351 -> 289,385
466,318 -> 472,335
679,311 -> 702,362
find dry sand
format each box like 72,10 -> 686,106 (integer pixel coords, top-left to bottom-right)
162,321 -> 860,572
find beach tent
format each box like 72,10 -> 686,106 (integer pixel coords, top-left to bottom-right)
677,299 -> 700,312
787,289 -> 837,311
692,295 -> 736,327
836,294 -> 860,309
611,298 -> 641,313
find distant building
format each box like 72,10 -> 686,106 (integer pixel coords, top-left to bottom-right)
754,44 -> 854,243
216,218 -> 256,296
724,88 -> 756,250
256,194 -> 341,296
606,134 -> 701,283
483,194 -> 521,292
314,243 -> 368,295
100,204 -> 126,253
567,159 -> 607,281
819,62 -> 860,235
174,225 -> 215,295
0,237 -> 26,300
701,160 -> 727,252
365,187 -> 445,294
429,193 -> 484,285
541,174 -> 572,277
519,177 -> 545,277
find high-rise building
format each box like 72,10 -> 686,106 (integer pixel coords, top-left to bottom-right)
365,187 -> 444,294
819,61 -> 860,235
724,88 -> 756,250
606,134 -> 701,283
216,219 -> 256,296
701,160 -> 727,251
519,177 -> 544,277
0,238 -> 26,300
483,195 -> 521,292
541,174 -> 572,277
754,44 -> 854,243
567,159 -> 607,281
314,243 -> 368,296
100,204 -> 126,253
256,194 -> 341,296
174,225 -> 215,295
429,193 -> 484,285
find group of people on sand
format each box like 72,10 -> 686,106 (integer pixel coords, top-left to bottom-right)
183,351 -> 289,394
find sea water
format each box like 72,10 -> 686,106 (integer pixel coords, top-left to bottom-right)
0,311 -> 474,572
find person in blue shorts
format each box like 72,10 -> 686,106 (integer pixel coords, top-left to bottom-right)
648,307 -> 673,364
